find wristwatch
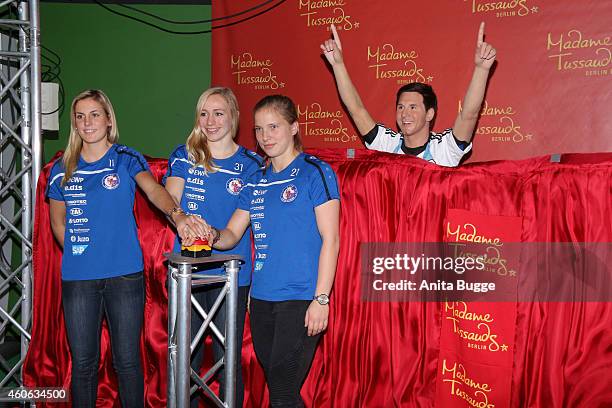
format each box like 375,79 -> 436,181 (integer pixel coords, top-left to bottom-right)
169,206 -> 186,220
313,293 -> 330,305
211,226 -> 221,246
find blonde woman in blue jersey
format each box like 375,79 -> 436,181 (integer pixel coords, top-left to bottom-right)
204,94 -> 340,407
164,87 -> 262,407
47,89 -> 204,408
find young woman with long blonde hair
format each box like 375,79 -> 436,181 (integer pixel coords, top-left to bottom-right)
47,89 -> 204,407
164,87 -> 262,407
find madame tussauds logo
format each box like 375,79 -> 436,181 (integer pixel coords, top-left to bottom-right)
446,221 -> 518,277
298,0 -> 358,31
367,43 -> 433,85
230,52 -> 285,90
464,0 -> 539,18
458,100 -> 533,143
547,29 -> 611,77
297,102 -> 357,144
441,359 -> 496,408
444,302 -> 509,353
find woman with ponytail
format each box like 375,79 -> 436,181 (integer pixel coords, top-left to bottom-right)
46,89 -> 204,408
204,94 -> 340,407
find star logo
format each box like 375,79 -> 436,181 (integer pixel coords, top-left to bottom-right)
426,76 -> 434,82
531,6 -> 539,13
501,344 -> 509,351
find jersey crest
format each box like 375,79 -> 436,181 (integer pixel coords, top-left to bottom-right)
102,173 -> 120,190
280,184 -> 298,203
226,177 -> 245,195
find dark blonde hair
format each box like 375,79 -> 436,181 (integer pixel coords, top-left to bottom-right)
253,94 -> 303,152
62,89 -> 118,185
186,87 -> 240,173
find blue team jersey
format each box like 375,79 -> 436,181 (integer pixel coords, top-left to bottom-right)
46,144 -> 150,281
238,153 -> 340,301
164,145 -> 262,286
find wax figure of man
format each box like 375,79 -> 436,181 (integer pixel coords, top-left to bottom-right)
321,22 -> 497,167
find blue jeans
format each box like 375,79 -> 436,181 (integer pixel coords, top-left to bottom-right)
62,272 -> 145,408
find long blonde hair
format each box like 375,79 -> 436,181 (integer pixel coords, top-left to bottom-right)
62,89 -> 118,185
186,87 -> 240,173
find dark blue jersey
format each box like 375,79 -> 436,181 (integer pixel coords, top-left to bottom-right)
46,144 -> 150,281
238,153 -> 340,301
165,145 -> 262,286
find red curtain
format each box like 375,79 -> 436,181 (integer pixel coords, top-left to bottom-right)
24,150 -> 612,407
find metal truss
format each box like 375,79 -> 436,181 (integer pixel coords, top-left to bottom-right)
0,0 -> 41,391
167,254 -> 240,408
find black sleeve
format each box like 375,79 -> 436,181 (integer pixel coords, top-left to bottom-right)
452,132 -> 470,151
363,124 -> 379,144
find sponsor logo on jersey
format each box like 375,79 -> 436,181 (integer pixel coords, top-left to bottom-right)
253,222 -> 262,231
188,168 -> 207,176
255,261 -> 264,271
226,178 -> 245,195
254,232 -> 267,239
280,184 -> 298,203
66,199 -> 87,206
187,177 -> 204,185
102,173 -> 120,190
251,197 -> 264,204
68,218 -> 89,224
185,193 -> 206,201
255,244 -> 268,250
186,185 -> 207,193
251,213 -> 265,219
72,245 -> 88,256
69,208 -> 83,216
253,189 -> 268,196
187,202 -> 198,211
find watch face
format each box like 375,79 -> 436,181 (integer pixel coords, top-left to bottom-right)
316,294 -> 330,305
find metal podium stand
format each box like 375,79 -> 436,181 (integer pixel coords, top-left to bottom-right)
166,253 -> 242,408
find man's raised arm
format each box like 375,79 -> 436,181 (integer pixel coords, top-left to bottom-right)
453,22 -> 497,142
321,24 -> 376,136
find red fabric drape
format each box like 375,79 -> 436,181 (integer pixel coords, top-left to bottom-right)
24,150 -> 612,407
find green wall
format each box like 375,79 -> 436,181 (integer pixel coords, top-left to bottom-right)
41,3 -> 212,162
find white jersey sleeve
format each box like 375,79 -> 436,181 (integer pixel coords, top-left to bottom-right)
364,124 -> 403,154
427,129 -> 472,167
